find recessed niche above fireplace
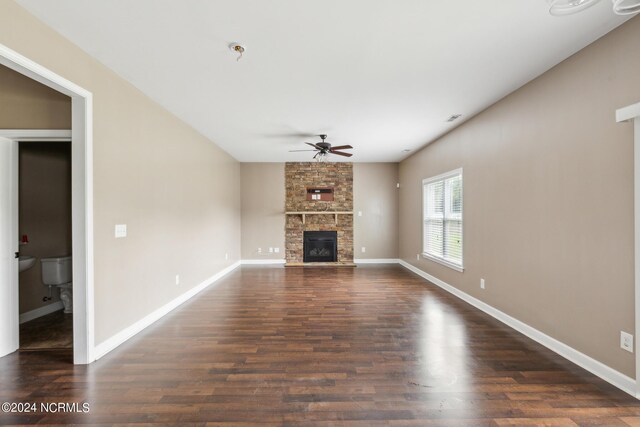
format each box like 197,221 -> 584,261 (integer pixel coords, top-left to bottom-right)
307,187 -> 334,201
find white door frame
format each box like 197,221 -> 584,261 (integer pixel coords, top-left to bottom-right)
0,43 -> 94,364
616,101 -> 640,398
0,137 -> 18,359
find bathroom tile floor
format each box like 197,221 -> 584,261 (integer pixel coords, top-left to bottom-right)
19,309 -> 73,350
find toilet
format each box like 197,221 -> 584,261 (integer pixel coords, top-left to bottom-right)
41,256 -> 73,314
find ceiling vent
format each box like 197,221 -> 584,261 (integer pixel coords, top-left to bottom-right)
446,114 -> 462,122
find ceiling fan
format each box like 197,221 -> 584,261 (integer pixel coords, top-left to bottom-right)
289,134 -> 353,159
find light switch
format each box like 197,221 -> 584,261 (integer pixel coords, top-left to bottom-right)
115,224 -> 127,238
358,211 -> 362,217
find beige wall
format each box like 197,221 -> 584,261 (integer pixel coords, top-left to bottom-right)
241,163 -> 285,260
399,16 -> 640,377
0,63 -> 71,129
0,1 -> 241,345
18,142 -> 71,315
354,163 -> 399,259
241,162 -> 399,260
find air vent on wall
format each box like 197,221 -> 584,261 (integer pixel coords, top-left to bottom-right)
446,114 -> 462,122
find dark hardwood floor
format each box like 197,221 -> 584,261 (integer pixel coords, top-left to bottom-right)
1,265 -> 639,425
19,309 -> 73,350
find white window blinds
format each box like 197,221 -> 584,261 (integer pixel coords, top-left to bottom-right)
423,170 -> 463,270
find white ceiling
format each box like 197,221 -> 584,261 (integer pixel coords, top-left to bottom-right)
17,0 -> 630,162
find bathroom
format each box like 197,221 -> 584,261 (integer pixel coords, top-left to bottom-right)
18,141 -> 73,351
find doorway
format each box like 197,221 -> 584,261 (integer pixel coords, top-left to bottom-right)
18,141 -> 73,351
0,41 -> 94,364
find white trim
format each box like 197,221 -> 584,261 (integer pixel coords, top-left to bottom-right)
0,45 -> 91,98
421,252 -> 465,272
616,102 -> 640,123
0,138 -> 19,358
19,301 -> 64,324
0,129 -> 71,141
616,101 -> 640,398
241,259 -> 286,265
9,140 -> 20,349
0,43 -> 94,364
242,259 -> 403,265
10,141 -> 18,353
421,167 -> 464,185
398,259 -> 636,397
94,261 -> 240,360
72,96 -> 94,364
354,258 -> 400,264
422,167 -> 464,272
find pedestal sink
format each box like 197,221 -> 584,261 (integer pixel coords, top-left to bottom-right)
19,255 -> 36,273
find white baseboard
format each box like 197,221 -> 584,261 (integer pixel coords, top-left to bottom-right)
355,258 -> 400,264
93,261 -> 241,360
398,259 -> 636,397
19,301 -> 64,324
241,258 -> 400,265
241,259 -> 286,265
242,259 -> 400,265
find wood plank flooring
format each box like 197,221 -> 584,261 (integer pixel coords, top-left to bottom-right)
19,310 -> 73,350
1,265 -> 639,425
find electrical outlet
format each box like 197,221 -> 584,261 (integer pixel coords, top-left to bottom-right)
621,331 -> 634,353
274,247 -> 280,253
361,247 -> 366,253
269,247 -> 273,253
225,253 -> 229,260
358,211 -> 362,217
480,278 -> 485,289
175,274 -> 180,285
258,248 -> 262,254
417,254 -> 420,260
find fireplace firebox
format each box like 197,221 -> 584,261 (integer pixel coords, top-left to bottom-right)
303,231 -> 337,263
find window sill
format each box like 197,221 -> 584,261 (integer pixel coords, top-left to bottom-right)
421,253 -> 464,272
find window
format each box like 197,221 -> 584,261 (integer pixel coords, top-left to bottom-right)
422,169 -> 463,271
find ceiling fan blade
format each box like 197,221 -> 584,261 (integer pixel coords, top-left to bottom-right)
289,149 -> 318,152
330,145 -> 353,150
330,151 -> 353,157
306,142 -> 323,150
313,151 -> 320,159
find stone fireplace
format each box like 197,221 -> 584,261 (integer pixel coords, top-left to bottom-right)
285,162 -> 353,265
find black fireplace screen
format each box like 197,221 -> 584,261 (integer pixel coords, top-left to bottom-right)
303,231 -> 337,262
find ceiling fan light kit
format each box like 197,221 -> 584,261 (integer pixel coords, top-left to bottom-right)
548,0 -> 640,15
548,0 -> 601,15
613,0 -> 640,14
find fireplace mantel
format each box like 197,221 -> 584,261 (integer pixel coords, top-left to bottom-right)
285,211 -> 353,225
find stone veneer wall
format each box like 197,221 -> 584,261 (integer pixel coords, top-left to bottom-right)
285,162 -> 353,263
